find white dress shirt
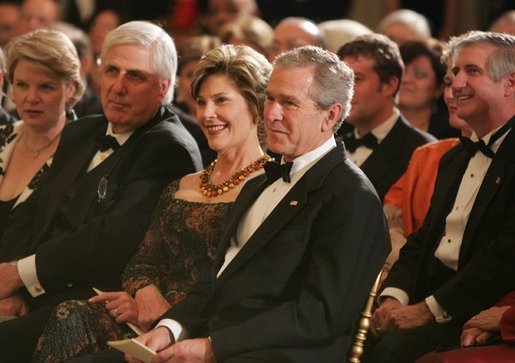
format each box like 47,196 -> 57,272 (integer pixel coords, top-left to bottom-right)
17,123 -> 133,297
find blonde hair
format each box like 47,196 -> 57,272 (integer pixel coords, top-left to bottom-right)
5,29 -> 84,112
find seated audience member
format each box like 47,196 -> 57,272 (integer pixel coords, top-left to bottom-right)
337,33 -> 435,201
365,31 -> 515,363
0,21 -> 202,362
32,43 -> 272,362
377,9 -> 431,46
219,15 -> 274,56
0,48 -> 16,125
317,19 -> 372,53
203,0 -> 258,36
417,291 -> 515,362
0,30 -> 82,247
398,40 -> 459,139
382,43 -> 473,278
17,0 -> 59,35
76,45 -> 389,363
0,1 -> 20,48
86,8 -> 122,95
50,21 -> 103,118
267,17 -> 327,61
489,10 -> 515,35
175,35 -> 221,117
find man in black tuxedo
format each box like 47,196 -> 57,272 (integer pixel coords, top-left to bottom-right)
119,46 -> 390,363
336,34 -> 435,201
0,21 -> 202,361
365,31 -> 515,362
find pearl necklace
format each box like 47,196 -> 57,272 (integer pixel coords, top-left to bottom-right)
200,154 -> 273,197
22,132 -> 61,159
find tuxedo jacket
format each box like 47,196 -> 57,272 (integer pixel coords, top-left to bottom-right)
1,106 -> 202,298
342,116 -> 435,202
383,119 -> 515,322
165,143 -> 390,363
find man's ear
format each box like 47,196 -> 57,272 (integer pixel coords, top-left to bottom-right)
382,75 -> 400,98
159,79 -> 172,99
504,71 -> 515,98
322,103 -> 343,132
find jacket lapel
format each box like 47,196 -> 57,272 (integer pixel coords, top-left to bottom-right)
214,143 -> 345,286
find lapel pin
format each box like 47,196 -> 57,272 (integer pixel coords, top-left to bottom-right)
290,200 -> 298,206
496,176 -> 501,184
97,175 -> 108,202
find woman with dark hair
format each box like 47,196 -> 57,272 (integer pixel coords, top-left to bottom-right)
398,39 -> 459,139
33,44 -> 272,362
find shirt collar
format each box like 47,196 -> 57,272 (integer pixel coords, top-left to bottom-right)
106,122 -> 133,147
282,136 -> 337,175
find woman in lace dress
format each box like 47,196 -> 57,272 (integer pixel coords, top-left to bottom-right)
33,43 -> 272,362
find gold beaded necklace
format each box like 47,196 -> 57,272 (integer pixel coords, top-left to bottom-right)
200,154 -> 273,197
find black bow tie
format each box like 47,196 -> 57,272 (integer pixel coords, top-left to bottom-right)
459,137 -> 494,158
264,161 -> 293,184
94,134 -> 120,152
459,118 -> 514,158
343,133 -> 378,152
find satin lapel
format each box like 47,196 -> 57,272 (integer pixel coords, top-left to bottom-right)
460,128 -> 515,258
212,174 -> 268,274
214,143 -> 345,287
40,133 -> 100,231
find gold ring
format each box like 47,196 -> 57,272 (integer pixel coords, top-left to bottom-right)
376,326 -> 382,332
111,309 -> 119,318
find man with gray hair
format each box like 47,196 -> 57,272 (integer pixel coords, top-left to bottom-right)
366,31 -> 515,363
0,21 -> 202,361
116,45 -> 389,363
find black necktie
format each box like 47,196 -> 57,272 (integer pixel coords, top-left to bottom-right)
264,161 -> 293,184
459,118 -> 514,158
344,133 -> 378,152
94,134 -> 120,152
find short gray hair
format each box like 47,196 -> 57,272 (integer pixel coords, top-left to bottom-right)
274,46 -> 354,131
100,21 -> 177,104
450,31 -> 515,82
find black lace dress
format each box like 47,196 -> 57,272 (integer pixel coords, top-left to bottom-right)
33,180 -> 233,362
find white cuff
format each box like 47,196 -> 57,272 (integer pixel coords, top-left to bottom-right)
156,319 -> 188,342
18,255 -> 46,297
425,295 -> 452,323
379,287 -> 409,305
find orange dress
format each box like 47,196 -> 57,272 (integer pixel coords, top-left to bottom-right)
384,138 -> 459,236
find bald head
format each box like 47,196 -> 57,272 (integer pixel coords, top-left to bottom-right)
267,17 -> 325,61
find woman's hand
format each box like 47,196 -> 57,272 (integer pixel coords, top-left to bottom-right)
463,306 -> 511,331
89,290 -> 138,325
135,284 -> 172,332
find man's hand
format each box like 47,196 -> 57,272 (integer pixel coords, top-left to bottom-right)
384,301 -> 434,333
125,326 -> 174,363
371,297 -> 401,337
0,263 -> 23,299
0,293 -> 29,316
135,285 -> 172,331
371,299 -> 434,337
152,338 -> 216,363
